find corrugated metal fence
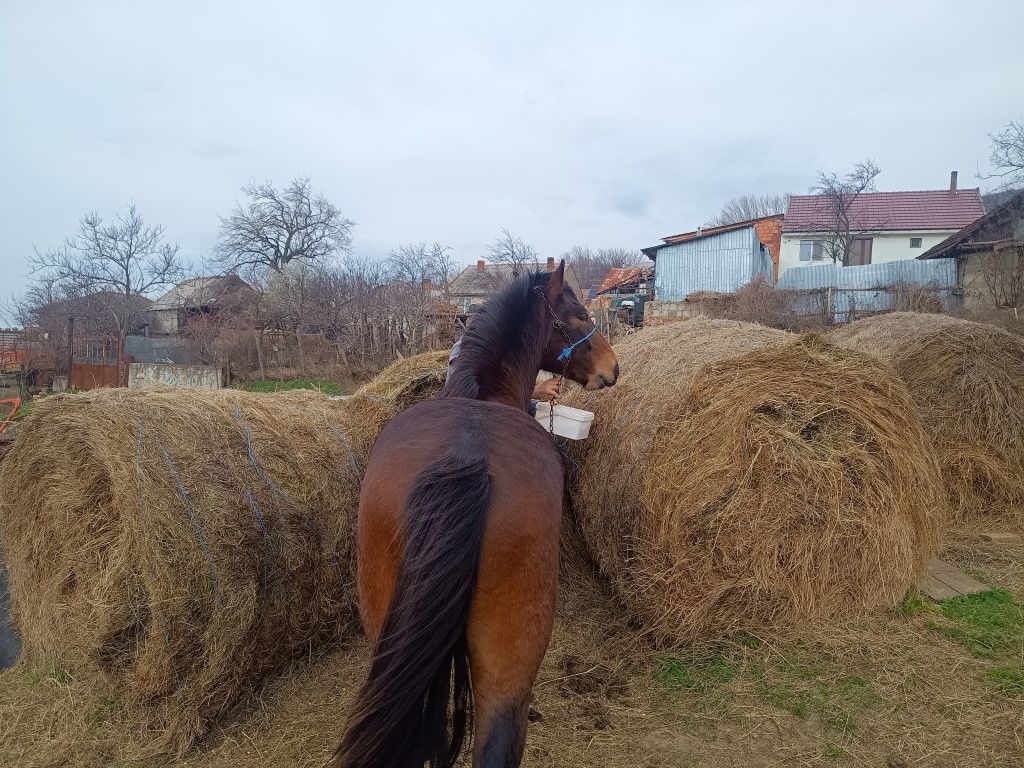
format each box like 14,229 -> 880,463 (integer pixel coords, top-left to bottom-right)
777,259 -> 958,322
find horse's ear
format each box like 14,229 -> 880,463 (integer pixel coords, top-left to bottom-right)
547,259 -> 565,300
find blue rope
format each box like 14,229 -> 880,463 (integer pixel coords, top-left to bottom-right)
157,440 -> 224,606
557,326 -> 597,363
233,405 -> 324,539
246,490 -> 274,590
324,418 -> 361,475
234,406 -> 296,504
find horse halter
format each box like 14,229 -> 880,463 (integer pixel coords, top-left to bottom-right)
533,286 -> 597,364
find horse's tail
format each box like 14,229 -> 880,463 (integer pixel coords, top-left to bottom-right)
331,445 -> 492,768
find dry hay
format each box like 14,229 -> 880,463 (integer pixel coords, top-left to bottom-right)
0,387 -> 399,753
353,350 -> 450,410
832,312 -> 1024,531
563,317 -> 946,643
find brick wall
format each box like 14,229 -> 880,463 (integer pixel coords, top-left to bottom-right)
754,216 -> 784,281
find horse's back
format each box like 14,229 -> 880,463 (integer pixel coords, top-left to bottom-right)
365,396 -> 564,514
358,397 -> 564,634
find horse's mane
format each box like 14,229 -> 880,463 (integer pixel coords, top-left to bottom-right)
441,270 -> 552,404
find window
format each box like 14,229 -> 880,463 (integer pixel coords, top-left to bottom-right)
910,237 -> 923,248
848,238 -> 873,266
799,240 -> 824,262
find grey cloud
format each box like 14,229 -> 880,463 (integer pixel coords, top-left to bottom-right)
1,0 -> 1023,298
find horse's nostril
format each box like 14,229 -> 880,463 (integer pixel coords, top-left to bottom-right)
613,362 -> 620,380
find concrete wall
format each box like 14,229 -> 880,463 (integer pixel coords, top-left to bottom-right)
128,362 -> 222,389
779,231 -> 957,278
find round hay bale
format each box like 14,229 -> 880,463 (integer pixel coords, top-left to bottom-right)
832,312 -> 1024,530
354,350 -> 450,410
0,387 -> 391,752
564,317 -> 946,643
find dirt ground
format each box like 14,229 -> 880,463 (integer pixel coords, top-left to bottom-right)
0,532 -> 1021,768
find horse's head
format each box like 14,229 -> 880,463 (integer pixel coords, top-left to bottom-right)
538,261 -> 619,390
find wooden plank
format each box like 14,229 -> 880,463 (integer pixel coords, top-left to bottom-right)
919,558 -> 989,601
920,573 -> 961,601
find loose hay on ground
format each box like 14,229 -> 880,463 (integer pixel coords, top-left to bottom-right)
0,387 -> 396,754
564,317 -> 947,644
831,312 -> 1024,531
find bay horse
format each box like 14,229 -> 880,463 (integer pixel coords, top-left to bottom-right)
330,261 -> 619,768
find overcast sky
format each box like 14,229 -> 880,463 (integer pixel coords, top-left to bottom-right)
2,1 -> 1022,298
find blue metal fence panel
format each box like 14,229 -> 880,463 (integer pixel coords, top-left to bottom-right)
777,258 -> 959,322
778,259 -> 957,291
654,226 -> 771,301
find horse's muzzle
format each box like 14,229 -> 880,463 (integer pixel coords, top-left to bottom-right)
585,362 -> 619,390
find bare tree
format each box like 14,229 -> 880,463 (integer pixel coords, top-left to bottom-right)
386,242 -> 457,288
27,204 -> 184,337
808,160 -> 882,266
214,177 -> 355,277
981,119 -> 1024,191
563,246 -> 644,288
706,193 -> 791,226
486,229 -> 537,273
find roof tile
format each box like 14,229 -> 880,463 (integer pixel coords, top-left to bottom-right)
782,189 -> 985,233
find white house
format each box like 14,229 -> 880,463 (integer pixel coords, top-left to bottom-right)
778,174 -> 985,279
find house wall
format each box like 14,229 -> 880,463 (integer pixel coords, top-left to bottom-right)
778,231 -> 957,278
654,226 -> 772,301
128,362 -> 222,389
148,309 -> 179,335
961,247 -> 1024,310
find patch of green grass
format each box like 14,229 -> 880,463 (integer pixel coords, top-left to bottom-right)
900,592 -> 930,617
656,653 -> 736,693
937,589 -> 1022,660
752,656 -> 882,730
823,743 -> 846,759
760,681 -> 811,718
985,667 -> 1024,697
242,377 -> 349,396
920,588 -> 1024,698
22,664 -> 71,687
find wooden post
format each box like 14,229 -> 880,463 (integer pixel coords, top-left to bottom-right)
66,316 -> 74,387
117,336 -> 127,387
296,330 -> 306,375
254,330 -> 266,380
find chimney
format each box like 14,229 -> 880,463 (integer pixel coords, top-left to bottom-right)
949,170 -> 958,193
546,256 -> 555,271
476,259 -> 485,273
420,278 -> 432,292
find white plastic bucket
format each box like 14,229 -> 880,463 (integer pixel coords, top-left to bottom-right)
534,402 -> 595,440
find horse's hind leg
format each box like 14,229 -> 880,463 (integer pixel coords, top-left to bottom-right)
467,535 -> 558,767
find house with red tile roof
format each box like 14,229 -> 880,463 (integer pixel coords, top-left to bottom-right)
778,173 -> 985,278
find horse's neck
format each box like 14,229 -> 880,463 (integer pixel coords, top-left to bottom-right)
451,308 -> 547,410
482,358 -> 542,410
